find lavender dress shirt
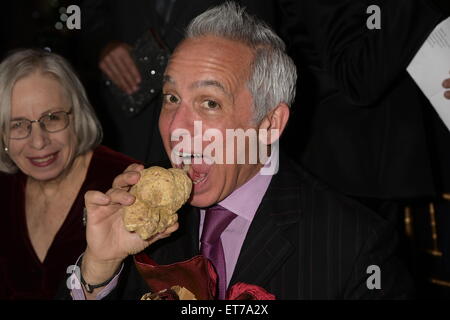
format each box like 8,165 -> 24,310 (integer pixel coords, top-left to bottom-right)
200,168 -> 272,288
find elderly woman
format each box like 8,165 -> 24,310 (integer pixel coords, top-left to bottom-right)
0,49 -> 137,299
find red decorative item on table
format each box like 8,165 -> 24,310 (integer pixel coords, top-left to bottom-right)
134,253 -> 275,300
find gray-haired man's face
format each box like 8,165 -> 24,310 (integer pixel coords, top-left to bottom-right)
158,35 -> 265,208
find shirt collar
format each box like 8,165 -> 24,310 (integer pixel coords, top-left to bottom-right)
218,162 -> 273,221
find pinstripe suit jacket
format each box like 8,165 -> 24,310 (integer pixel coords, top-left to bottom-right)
96,155 -> 413,299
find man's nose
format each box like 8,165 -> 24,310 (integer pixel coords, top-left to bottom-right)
168,102 -> 195,135
29,122 -> 50,150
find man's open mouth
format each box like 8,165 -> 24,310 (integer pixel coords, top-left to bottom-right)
173,151 -> 212,185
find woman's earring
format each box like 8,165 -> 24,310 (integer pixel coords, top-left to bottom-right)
4,147 -> 8,152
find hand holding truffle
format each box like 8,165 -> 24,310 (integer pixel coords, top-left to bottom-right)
81,164 -> 191,297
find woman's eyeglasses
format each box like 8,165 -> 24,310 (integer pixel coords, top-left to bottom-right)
9,109 -> 72,140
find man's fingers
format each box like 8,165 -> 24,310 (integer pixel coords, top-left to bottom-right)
125,163 -> 145,173
101,56 -> 130,93
99,42 -> 142,94
139,223 -> 179,249
100,60 -> 127,92
106,188 -> 136,206
85,190 -> 111,209
120,51 -> 141,85
443,78 -> 450,89
112,164 -> 144,189
111,54 -> 138,94
114,50 -> 141,92
117,44 -> 141,84
442,77 -> 450,99
106,56 -> 130,93
154,223 -> 180,240
99,61 -> 117,86
84,190 -> 124,226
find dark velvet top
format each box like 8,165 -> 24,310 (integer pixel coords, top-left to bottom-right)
0,146 -> 137,299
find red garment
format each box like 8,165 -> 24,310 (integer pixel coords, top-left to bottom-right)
134,253 -> 275,300
0,146 -> 137,299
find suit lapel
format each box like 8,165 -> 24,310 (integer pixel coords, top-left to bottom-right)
179,205 -> 201,258
229,157 -> 302,287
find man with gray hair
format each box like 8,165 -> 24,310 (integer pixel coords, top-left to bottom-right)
63,2 -> 412,299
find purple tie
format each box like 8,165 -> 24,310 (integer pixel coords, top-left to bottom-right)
200,205 -> 237,300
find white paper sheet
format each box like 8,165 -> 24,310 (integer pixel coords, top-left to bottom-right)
407,17 -> 450,130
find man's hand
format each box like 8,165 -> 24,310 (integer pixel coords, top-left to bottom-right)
444,73 -> 450,99
99,42 -> 142,95
81,163 -> 178,297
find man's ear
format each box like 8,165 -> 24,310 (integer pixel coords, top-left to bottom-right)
258,102 -> 290,145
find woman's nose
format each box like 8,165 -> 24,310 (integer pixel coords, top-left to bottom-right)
29,122 -> 50,150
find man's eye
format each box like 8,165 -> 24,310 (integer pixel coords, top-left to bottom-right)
202,100 -> 220,109
163,94 -> 179,104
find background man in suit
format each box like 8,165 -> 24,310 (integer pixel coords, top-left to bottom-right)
279,0 -> 448,205
66,3 -> 412,300
277,0 -> 450,297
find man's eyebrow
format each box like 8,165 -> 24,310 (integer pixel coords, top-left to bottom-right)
190,80 -> 232,99
163,75 -> 175,84
163,76 -> 233,100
